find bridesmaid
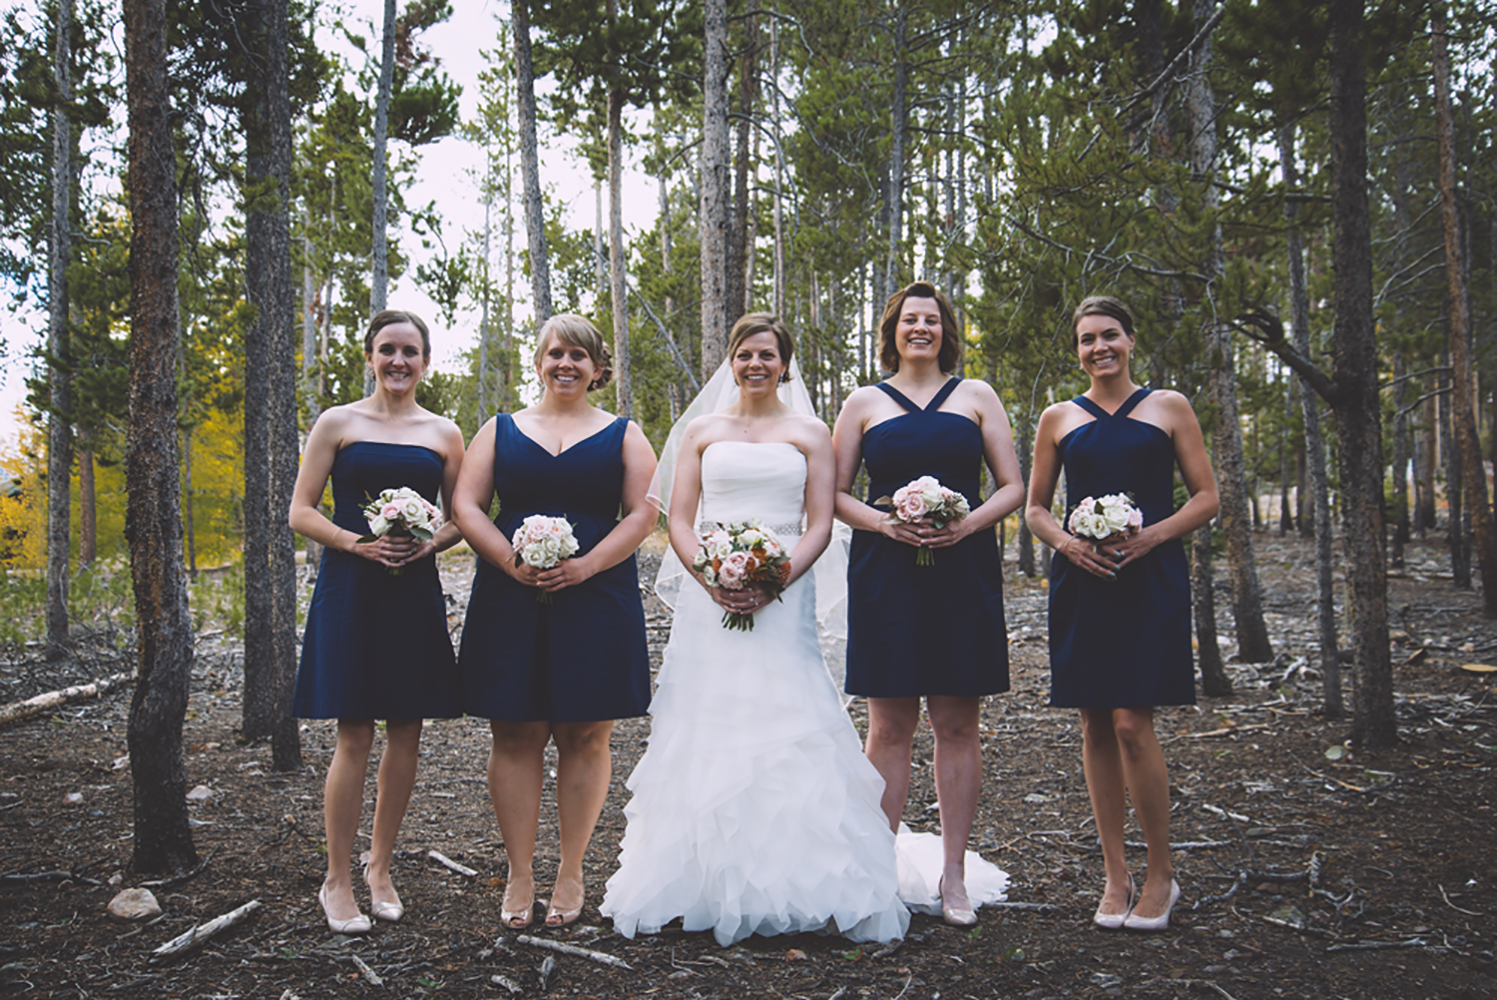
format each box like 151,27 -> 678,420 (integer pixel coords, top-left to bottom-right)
454,314 -> 657,930
1025,296 -> 1217,931
290,309 -> 466,933
832,281 -> 1025,925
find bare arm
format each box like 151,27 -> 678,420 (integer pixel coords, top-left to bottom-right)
287,408 -> 412,570
783,422 -> 834,586
535,421 -> 659,593
831,390 -> 925,547
1024,403 -> 1118,580
928,383 -> 1026,548
1108,393 -> 1218,570
450,418 -> 532,583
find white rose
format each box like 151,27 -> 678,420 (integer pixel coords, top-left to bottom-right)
521,545 -> 551,568
368,514 -> 389,536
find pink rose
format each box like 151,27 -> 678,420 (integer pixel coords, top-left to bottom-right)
381,503 -> 402,520
895,491 -> 927,521
719,551 -> 750,587
1126,508 -> 1143,531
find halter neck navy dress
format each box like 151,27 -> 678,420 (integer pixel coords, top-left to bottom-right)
845,379 -> 1010,698
1048,388 -> 1195,708
459,413 -> 650,722
293,441 -> 461,720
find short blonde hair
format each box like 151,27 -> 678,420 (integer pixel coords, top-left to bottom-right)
533,314 -> 614,391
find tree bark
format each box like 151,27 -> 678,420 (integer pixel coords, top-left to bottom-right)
1189,0 -> 1271,664
124,0 -> 197,874
369,0 -> 395,334
241,0 -> 302,770
1281,123 -> 1341,718
1328,0 -> 1394,749
300,232 -> 321,578
512,0 -> 552,325
47,0 -> 74,657
1434,5 -> 1497,615
77,429 -> 95,567
699,0 -> 729,379
606,0 -> 630,417
883,6 -> 908,299
1193,523 -> 1230,696
727,13 -> 757,317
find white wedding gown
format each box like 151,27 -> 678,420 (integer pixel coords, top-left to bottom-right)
601,442 -> 911,946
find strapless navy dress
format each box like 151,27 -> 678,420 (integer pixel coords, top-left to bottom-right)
459,414 -> 650,722
293,441 -> 461,720
845,379 -> 1010,698
1048,389 -> 1196,708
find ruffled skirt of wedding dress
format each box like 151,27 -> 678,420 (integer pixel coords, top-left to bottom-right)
601,576 -> 910,947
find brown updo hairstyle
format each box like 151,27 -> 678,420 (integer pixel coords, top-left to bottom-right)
878,281 -> 962,374
1070,295 -> 1136,350
533,313 -> 614,391
726,312 -> 795,383
365,309 -> 432,356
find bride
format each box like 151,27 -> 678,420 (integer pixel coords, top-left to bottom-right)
600,314 -> 910,946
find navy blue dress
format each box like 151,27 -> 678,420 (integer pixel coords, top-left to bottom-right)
293,441 -> 461,720
1048,389 -> 1196,708
459,414 -> 651,722
845,379 -> 1010,698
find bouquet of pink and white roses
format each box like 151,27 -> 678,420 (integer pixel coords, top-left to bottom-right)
1066,493 -> 1142,546
359,487 -> 443,575
875,475 -> 971,566
511,514 -> 580,603
692,521 -> 792,631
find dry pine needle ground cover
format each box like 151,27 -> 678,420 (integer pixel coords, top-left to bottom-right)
2,531 -> 1495,999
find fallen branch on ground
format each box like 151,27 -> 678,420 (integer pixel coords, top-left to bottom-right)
427,849 -> 477,877
0,673 -> 131,729
515,934 -> 632,970
151,900 -> 261,959
350,955 -> 383,985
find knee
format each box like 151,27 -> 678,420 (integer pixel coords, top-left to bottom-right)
337,721 -> 376,758
1111,714 -> 1156,761
556,722 -> 613,759
928,699 -> 980,748
490,723 -> 547,759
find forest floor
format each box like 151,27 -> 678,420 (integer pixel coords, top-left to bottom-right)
2,530 -> 1496,999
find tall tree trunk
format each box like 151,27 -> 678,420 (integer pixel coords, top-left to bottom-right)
300,232 -> 321,578
512,0 -> 552,324
1190,0 -> 1271,664
182,426 -> 196,575
1391,350 -> 1409,567
369,0 -> 395,330
699,0 -> 729,379
78,429 -> 95,567
241,0 -> 302,772
883,6 -> 908,298
1435,5 -> 1497,615
1281,124 -> 1341,718
1444,361 -> 1468,586
124,0 -> 196,874
1193,522 -> 1231,696
1328,0 -> 1394,749
1016,417 -> 1035,577
1417,388 -> 1437,535
770,12 -> 785,318
606,2 -> 630,417
727,13 -> 757,317
47,0 -> 74,657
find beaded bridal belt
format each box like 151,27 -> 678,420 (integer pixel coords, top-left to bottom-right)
697,520 -> 804,537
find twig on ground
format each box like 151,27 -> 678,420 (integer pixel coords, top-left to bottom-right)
0,672 -> 131,729
515,934 -> 632,970
151,899 -> 261,959
350,955 -> 383,985
1438,884 -> 1483,916
427,849 -> 478,878
1261,915 -> 1336,938
140,851 -> 213,889
1325,937 -> 1444,953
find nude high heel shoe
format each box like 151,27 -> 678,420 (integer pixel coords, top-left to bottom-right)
1123,879 -> 1180,932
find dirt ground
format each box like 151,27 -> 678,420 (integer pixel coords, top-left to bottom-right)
2,531 -> 1496,999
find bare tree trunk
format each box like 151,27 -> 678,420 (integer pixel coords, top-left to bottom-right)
770,12 -> 785,318
1016,417 -> 1035,577
512,0 -> 552,324
1391,349 -> 1409,566
123,0 -> 197,874
300,233 -> 321,578
241,0 -> 302,772
77,429 -> 95,567
182,426 -> 196,575
606,3 -> 630,417
1444,360 -> 1468,586
47,0 -> 74,657
727,13 -> 757,317
883,6 -> 907,298
1328,0 -> 1394,749
1192,523 -> 1230,695
369,0 -> 395,334
1190,0 -> 1271,662
1435,5 -> 1497,615
1281,123 -> 1341,718
699,0 -> 729,379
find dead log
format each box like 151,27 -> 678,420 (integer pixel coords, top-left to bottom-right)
0,672 -> 131,728
514,934 -> 632,970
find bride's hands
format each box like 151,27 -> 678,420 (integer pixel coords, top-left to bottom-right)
709,582 -> 775,616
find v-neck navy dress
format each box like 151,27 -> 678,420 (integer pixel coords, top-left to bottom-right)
293,441 -> 461,720
458,413 -> 651,722
1048,389 -> 1195,708
845,379 -> 1010,698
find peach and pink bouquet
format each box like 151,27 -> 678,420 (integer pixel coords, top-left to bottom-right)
691,521 -> 792,631
359,487 -> 443,575
511,514 -> 580,603
1067,493 -> 1142,547
876,475 -> 971,566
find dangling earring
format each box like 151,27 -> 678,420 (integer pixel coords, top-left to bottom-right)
779,370 -> 792,384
